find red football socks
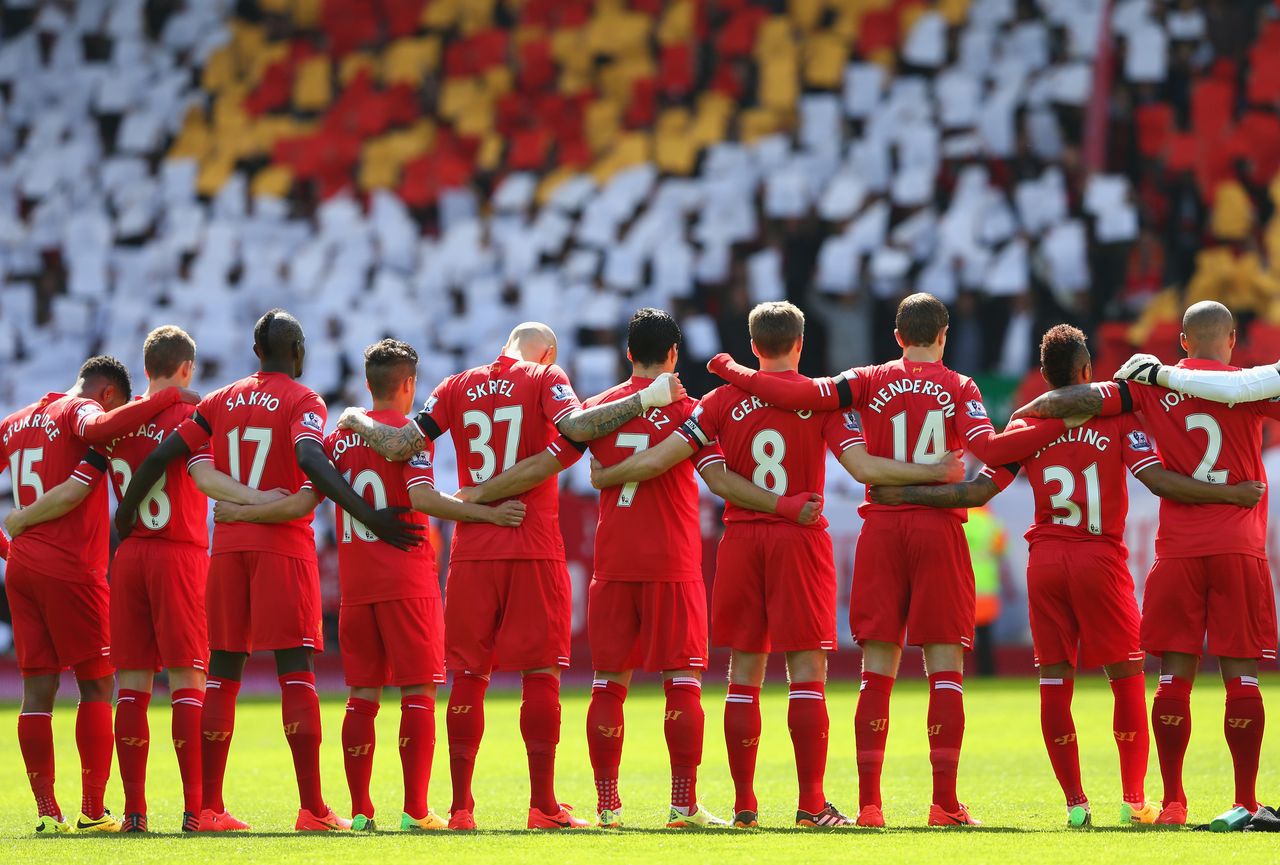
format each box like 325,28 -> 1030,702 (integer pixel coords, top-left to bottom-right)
115,689 -> 151,815
447,673 -> 488,814
520,673 -> 562,814
927,672 -> 965,813
400,694 -> 435,819
18,712 -> 59,819
342,697 -> 378,818
1152,675 -> 1192,807
170,688 -> 204,815
1109,673 -> 1149,805
1038,678 -> 1084,806
855,672 -> 894,809
279,672 -> 325,815
76,699 -> 114,819
664,676 -> 703,811
201,676 -> 240,813
724,684 -> 762,814
1224,676 -> 1264,812
586,680 -> 627,812
788,681 -> 829,814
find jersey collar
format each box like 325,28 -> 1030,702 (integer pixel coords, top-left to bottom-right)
1176,357 -> 1238,371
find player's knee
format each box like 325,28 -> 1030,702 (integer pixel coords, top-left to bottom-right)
168,667 -> 206,692
75,674 -> 115,703
349,686 -> 381,703
784,650 -> 827,683
727,651 -> 767,686
922,643 -> 964,675
1103,661 -> 1141,681
208,650 -> 249,680
1219,657 -> 1259,682
274,646 -> 314,676
20,674 -> 59,713
1040,662 -> 1075,680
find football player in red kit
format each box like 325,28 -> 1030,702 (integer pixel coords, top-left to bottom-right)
593,302 -> 962,828
216,338 -> 527,832
1016,301 -> 1279,825
115,310 -> 422,833
452,308 -> 830,829
1,355 -> 197,833
705,293 -> 1073,827
872,324 -> 1262,826
338,322 -> 684,830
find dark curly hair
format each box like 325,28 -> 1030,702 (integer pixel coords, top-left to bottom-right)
1039,324 -> 1090,389
79,355 -> 132,400
364,338 -> 419,399
627,307 -> 683,367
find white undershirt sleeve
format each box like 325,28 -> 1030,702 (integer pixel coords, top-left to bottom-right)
1162,363 -> 1280,405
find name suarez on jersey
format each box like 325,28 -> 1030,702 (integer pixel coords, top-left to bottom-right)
863,379 -> 956,415
2,410 -> 61,445
1032,426 -> 1112,460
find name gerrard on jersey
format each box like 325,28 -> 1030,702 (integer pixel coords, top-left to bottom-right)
862,378 -> 958,415
708,394 -> 815,423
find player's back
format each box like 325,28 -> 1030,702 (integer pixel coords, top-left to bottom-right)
189,371 -> 324,558
107,400 -> 207,548
691,375 -> 849,530
1,393 -> 110,582
851,358 -> 993,518
325,410 -> 436,604
1123,364 -> 1272,558
988,416 -> 1159,553
587,381 -> 706,581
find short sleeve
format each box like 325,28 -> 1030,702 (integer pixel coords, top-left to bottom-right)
185,443 -> 212,472
954,378 -> 996,443
71,399 -> 104,440
541,364 -> 583,425
1094,380 -> 1136,417
290,391 -> 327,447
978,462 -> 1019,492
546,434 -> 586,468
71,449 -> 109,486
844,366 -> 873,409
1121,423 -> 1162,475
175,403 -> 214,452
824,408 -> 866,455
412,378 -> 451,440
692,441 -> 726,472
402,446 -> 436,490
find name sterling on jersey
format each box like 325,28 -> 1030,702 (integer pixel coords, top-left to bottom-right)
1032,426 -> 1112,460
863,379 -> 956,415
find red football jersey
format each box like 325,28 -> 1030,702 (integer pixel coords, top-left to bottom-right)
1097,361 -> 1280,559
585,379 -> 724,582
0,393 -> 110,583
674,372 -> 865,530
176,371 -> 326,559
982,416 -> 1162,553
106,399 -> 209,549
412,355 -> 582,562
847,358 -> 994,520
324,410 -> 437,604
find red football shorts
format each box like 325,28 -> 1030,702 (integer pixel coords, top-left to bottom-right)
851,509 -> 975,649
711,522 -> 837,654
444,559 -> 571,674
1141,554 -> 1278,661
5,562 -> 113,679
1026,539 -> 1143,669
110,538 -> 209,672
340,596 -> 446,687
588,578 -> 708,672
206,551 -> 323,654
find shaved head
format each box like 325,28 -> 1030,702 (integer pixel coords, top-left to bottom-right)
1180,300 -> 1236,362
504,321 -> 558,365
253,308 -> 306,376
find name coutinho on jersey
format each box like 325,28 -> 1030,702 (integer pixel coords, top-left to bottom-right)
864,379 -> 956,415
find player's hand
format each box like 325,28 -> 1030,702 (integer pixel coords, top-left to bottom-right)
176,387 -> 201,405
1010,400 -> 1044,422
454,487 -> 476,503
364,506 -> 426,551
336,406 -> 368,431
214,501 -> 249,523
252,487 -> 290,506
867,485 -> 905,505
776,492 -> 822,524
706,353 -> 732,377
1114,353 -> 1163,385
589,458 -> 608,490
934,450 -> 965,483
3,508 -> 28,538
489,500 -> 527,527
639,372 -> 685,410
114,505 -> 136,540
1229,480 -> 1266,508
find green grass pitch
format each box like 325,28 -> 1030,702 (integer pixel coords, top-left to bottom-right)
0,674 -> 1276,864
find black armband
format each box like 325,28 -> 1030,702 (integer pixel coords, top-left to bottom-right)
192,411 -> 212,435
413,411 -> 444,441
833,374 -> 854,409
1116,380 -> 1134,414
84,449 -> 109,472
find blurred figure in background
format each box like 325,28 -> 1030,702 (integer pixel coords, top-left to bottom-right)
964,504 -> 1007,677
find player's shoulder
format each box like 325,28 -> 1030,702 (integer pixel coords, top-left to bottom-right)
584,379 -> 637,409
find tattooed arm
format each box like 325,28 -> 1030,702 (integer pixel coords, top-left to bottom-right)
868,476 -> 1001,509
1010,385 -> 1103,422
555,374 -> 686,443
336,407 -> 426,461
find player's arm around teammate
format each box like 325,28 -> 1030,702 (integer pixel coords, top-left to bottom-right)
3,474 -> 97,537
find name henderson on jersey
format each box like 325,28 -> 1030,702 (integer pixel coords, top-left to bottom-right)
861,377 -> 958,415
